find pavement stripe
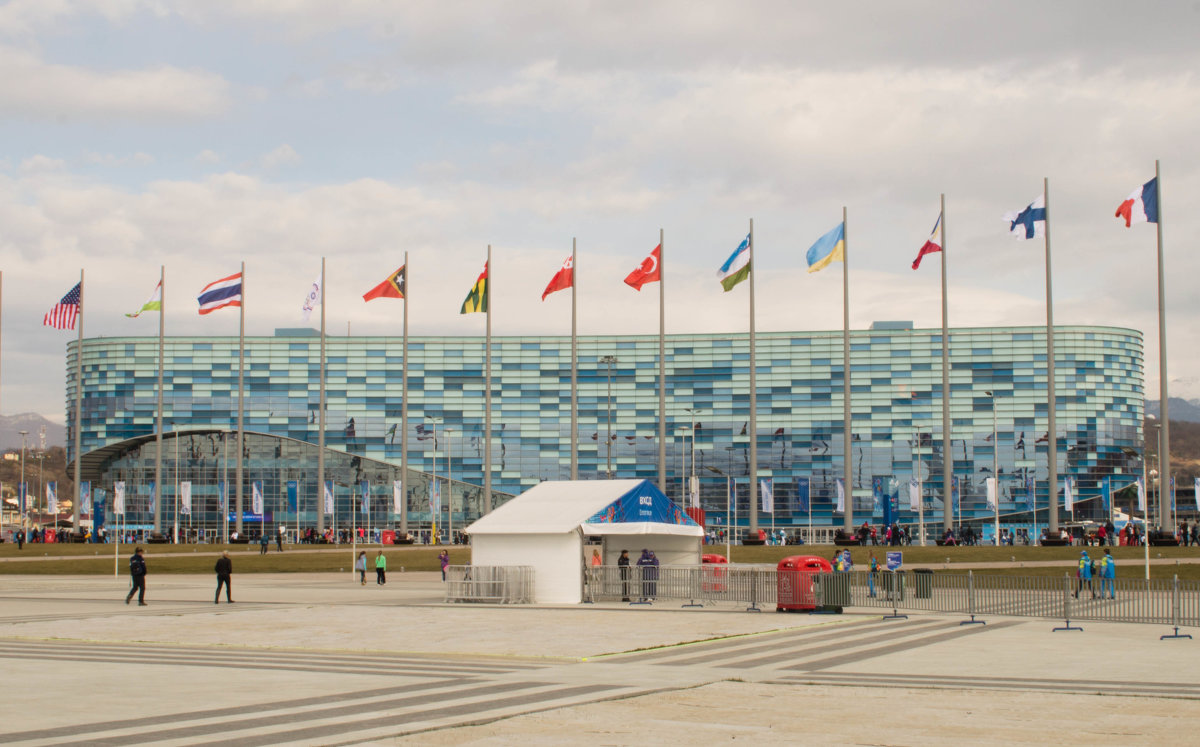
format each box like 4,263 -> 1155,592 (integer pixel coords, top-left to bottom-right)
628,618 -> 894,665
774,672 -> 1200,698
0,679 -> 476,744
784,619 -> 1015,671
714,619 -> 950,670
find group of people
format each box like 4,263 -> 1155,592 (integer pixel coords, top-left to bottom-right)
1075,548 -> 1118,599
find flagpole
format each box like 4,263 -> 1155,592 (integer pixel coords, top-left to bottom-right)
236,261 -> 245,536
570,238 -> 578,480
73,268 -> 84,531
658,228 -> 667,493
0,270 -> 3,541
154,266 -> 164,536
940,194 -> 952,538
1043,178 -> 1058,537
484,244 -> 493,514
1154,159 -> 1170,532
400,250 -> 409,536
842,207 -> 853,534
747,218 -> 759,541
318,256 -> 327,538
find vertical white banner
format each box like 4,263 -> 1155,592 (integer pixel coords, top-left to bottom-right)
689,475 -> 699,509
180,481 -> 192,516
114,481 -> 126,515
45,482 -> 57,514
836,478 -> 845,513
1137,476 -> 1146,512
1063,477 -> 1073,512
760,478 -> 773,513
393,480 -> 403,513
80,481 -> 91,513
1194,477 -> 1200,512
251,481 -> 264,515
985,477 -> 997,510
323,480 -> 334,515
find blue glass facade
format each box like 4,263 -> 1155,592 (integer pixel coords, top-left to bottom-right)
68,323 -> 1145,529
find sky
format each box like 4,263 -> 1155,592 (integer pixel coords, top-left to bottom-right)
1,0 -> 1198,423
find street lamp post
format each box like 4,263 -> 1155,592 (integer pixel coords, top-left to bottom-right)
426,416 -> 441,542
914,426 -> 926,546
685,408 -> 701,507
446,428 -> 454,544
18,430 -> 27,535
600,356 -> 617,478
173,424 -> 180,544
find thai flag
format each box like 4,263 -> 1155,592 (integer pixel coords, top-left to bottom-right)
1115,177 -> 1158,227
1003,195 -> 1045,240
197,272 -> 243,315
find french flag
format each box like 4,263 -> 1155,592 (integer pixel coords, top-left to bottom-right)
911,212 -> 942,270
1115,177 -> 1158,227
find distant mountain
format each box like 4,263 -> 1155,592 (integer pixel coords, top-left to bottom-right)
0,413 -> 66,451
1146,398 -> 1200,425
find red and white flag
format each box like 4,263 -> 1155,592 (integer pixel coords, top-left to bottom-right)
43,282 -> 81,330
541,255 -> 574,300
624,244 -> 661,290
911,213 -> 942,270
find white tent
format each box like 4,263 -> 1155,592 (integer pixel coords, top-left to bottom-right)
466,479 -> 703,603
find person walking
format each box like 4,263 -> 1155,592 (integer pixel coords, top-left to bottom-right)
868,553 -> 879,597
214,551 -> 234,604
355,551 -> 367,585
1100,548 -> 1116,599
15,528 -> 23,550
275,526 -> 284,552
374,551 -> 387,585
438,550 -> 450,581
124,547 -> 148,606
258,532 -> 268,555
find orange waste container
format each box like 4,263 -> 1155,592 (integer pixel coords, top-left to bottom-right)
776,555 -> 833,612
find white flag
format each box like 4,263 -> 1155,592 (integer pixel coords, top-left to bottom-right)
46,482 -> 57,514
252,481 -> 264,515
689,475 -> 700,509
1194,477 -> 1200,512
1137,476 -> 1146,512
324,481 -> 334,515
114,481 -> 126,515
909,478 -> 920,510
80,481 -> 91,513
301,273 -> 322,322
1063,477 -> 1073,512
393,480 -> 404,513
180,481 -> 192,516
760,478 -> 773,513
985,477 -> 997,510
836,478 -> 845,513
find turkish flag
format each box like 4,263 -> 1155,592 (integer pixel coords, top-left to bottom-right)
624,244 -> 661,290
541,255 -> 574,300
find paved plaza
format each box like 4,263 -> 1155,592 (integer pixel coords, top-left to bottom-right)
0,570 -> 1198,745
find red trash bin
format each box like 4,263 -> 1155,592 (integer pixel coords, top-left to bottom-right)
701,553 -> 728,592
382,530 -> 395,545
776,555 -> 833,612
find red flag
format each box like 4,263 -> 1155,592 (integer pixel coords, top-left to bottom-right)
363,266 -> 406,301
911,213 -> 942,270
541,255 -> 573,300
624,245 -> 661,290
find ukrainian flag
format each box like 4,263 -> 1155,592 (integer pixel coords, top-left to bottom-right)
805,222 -> 845,273
460,261 -> 489,314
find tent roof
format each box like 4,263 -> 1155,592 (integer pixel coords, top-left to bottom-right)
467,479 -> 701,536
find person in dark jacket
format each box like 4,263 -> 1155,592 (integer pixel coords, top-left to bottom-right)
125,547 -> 147,606
214,551 -> 234,604
617,550 -> 631,601
636,549 -> 659,600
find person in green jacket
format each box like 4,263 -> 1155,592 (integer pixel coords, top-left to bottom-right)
374,551 -> 387,585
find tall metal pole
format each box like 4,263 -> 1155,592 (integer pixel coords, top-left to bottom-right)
318,257 -> 326,536
842,207 -> 853,533
990,391 -> 999,544
600,356 -> 616,478
1044,178 -> 1058,535
173,426 -> 180,544
154,265 -> 164,535
748,218 -> 759,537
235,261 -> 245,534
1154,160 -> 1171,530
570,238 -> 578,481
447,428 -> 453,543
658,228 -> 667,492
72,269 -> 84,531
483,245 -> 493,513
915,426 -> 925,546
19,431 -> 26,533
400,251 -> 408,535
940,194 -> 952,534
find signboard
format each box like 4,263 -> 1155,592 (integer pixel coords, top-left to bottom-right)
886,551 -> 903,571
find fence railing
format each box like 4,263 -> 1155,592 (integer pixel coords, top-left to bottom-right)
444,565 -> 534,604
582,565 -> 1199,629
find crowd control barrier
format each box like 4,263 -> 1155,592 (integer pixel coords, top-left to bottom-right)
444,565 -> 534,604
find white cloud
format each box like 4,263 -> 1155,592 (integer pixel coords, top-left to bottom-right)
85,151 -> 154,166
259,144 -> 300,169
194,149 -> 221,164
0,45 -> 229,120
19,155 -> 65,173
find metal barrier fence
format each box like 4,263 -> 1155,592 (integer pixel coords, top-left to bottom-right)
583,565 -> 1199,630
444,565 -> 534,604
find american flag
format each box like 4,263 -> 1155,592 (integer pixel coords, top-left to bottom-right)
43,282 -> 81,330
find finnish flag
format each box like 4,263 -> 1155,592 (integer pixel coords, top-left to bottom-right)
1003,195 -> 1046,240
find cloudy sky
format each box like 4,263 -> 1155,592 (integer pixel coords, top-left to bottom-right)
2,1 -> 1198,422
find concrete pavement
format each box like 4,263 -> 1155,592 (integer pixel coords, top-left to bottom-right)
0,572 -> 1197,745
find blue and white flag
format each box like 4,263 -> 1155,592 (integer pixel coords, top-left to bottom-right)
46,481 -> 57,515
1194,477 -> 1200,512
795,477 -> 809,513
760,478 -> 773,514
218,480 -> 227,511
1137,476 -> 1146,512
251,480 -> 264,515
80,481 -> 91,513
985,477 -> 998,510
393,480 -> 404,514
324,480 -> 334,515
1003,195 -> 1046,240
908,477 -> 920,510
180,481 -> 192,516
1063,476 -> 1074,512
835,478 -> 845,513
114,481 -> 126,515
360,480 -> 369,515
